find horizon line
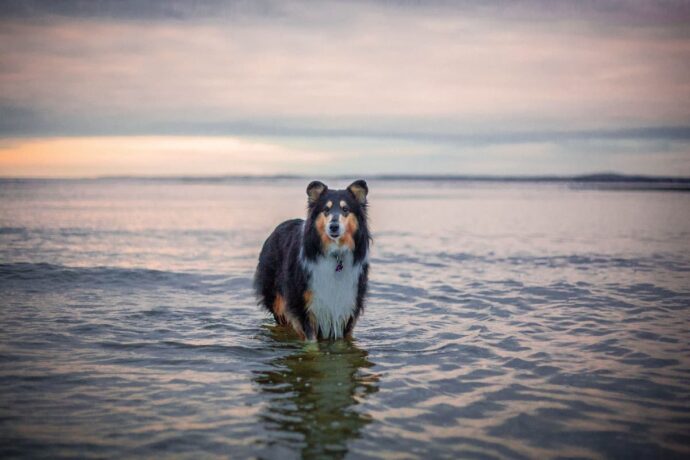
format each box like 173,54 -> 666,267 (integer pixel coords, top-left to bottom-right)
2,172 -> 690,183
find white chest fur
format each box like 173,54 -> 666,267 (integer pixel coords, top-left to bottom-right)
302,250 -> 362,339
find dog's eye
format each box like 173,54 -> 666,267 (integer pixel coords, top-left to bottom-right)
342,206 -> 349,214
323,208 -> 330,215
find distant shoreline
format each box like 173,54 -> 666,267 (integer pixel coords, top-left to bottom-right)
2,173 -> 690,182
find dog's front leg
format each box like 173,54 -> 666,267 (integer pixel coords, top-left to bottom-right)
302,314 -> 318,342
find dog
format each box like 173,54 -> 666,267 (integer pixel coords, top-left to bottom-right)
254,180 -> 370,341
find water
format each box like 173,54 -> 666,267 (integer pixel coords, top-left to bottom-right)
1,178 -> 689,459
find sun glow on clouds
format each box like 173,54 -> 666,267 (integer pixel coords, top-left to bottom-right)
0,137 -> 326,177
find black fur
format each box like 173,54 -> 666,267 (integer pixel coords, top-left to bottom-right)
254,180 -> 371,340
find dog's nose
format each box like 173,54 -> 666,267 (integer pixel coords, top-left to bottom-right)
329,222 -> 339,233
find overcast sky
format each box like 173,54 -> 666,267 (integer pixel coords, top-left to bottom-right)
1,0 -> 689,177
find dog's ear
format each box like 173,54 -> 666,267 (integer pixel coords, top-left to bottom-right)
347,179 -> 368,204
306,181 -> 328,205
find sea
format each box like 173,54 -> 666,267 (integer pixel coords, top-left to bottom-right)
1,177 -> 689,459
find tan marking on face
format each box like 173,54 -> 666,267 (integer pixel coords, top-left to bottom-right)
316,212 -> 332,248
325,200 -> 333,210
340,200 -> 347,208
338,212 -> 358,250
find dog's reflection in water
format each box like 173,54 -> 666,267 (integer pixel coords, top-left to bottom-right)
254,326 -> 379,459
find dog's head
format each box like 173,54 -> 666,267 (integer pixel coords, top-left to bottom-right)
306,180 -> 368,251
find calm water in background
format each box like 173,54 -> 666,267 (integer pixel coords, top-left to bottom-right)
1,178 -> 689,459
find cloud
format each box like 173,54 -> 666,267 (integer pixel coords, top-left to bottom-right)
2,1 -> 689,27
1,2 -> 688,129
0,0 -> 688,176
0,136 -> 328,177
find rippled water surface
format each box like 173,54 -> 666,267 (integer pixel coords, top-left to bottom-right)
1,178 -> 689,459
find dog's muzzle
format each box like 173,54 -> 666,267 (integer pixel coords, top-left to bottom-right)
328,220 -> 342,239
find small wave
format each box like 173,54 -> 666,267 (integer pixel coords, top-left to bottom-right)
0,226 -> 28,235
0,262 -> 251,294
437,251 -> 690,271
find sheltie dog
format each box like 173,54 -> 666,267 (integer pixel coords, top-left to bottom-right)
254,180 -> 370,341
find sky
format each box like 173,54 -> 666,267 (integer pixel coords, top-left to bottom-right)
0,0 -> 689,177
